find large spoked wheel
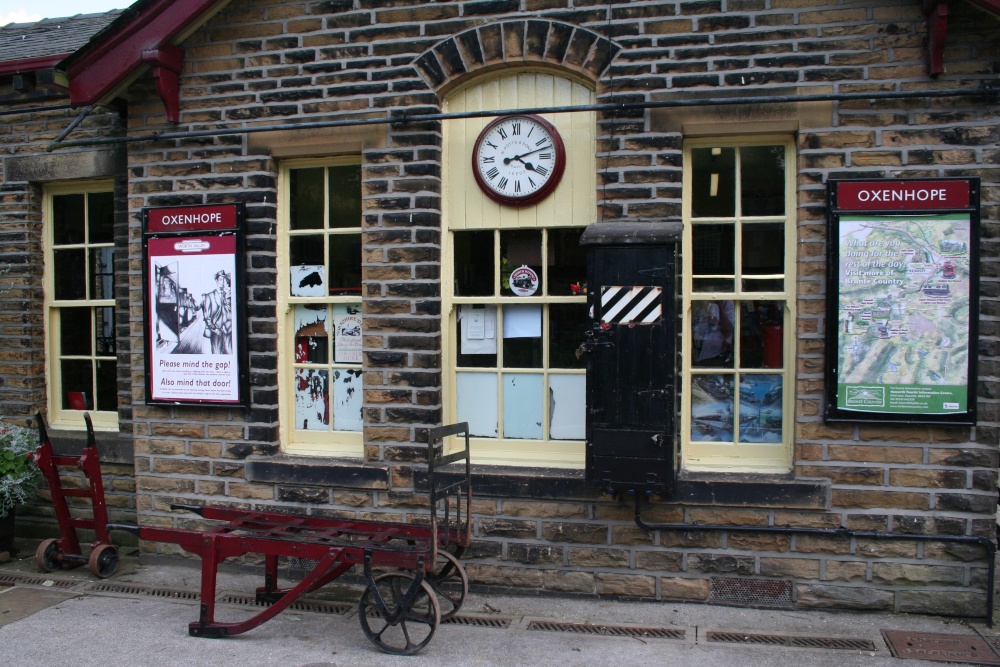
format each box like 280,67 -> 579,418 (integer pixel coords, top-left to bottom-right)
34,538 -> 61,572
426,549 -> 468,620
358,573 -> 441,655
87,544 -> 120,579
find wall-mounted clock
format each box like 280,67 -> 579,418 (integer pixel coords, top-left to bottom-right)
472,114 -> 566,207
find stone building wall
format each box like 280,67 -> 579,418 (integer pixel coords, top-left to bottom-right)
4,0 -> 999,615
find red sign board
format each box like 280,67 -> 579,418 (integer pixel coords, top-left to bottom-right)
836,180 -> 970,211
145,204 -> 240,234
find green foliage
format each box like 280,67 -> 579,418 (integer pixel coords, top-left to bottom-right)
0,421 -> 41,519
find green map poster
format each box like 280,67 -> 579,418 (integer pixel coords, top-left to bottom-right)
835,213 -> 971,415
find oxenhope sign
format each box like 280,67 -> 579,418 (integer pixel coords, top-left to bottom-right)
145,204 -> 240,234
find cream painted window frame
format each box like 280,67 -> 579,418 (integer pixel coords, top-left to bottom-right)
43,181 -> 118,432
442,71 -> 595,468
680,138 -> 797,473
277,157 -> 363,457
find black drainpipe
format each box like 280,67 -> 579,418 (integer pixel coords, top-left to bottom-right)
634,495 -> 995,627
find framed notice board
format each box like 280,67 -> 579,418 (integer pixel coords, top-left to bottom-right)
142,203 -> 249,407
825,178 -> 979,425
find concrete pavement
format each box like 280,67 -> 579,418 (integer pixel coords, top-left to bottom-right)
2,539 -> 999,667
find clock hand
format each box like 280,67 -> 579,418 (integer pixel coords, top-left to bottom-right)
502,144 -> 553,165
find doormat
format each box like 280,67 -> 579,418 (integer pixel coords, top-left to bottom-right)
882,630 -> 1000,665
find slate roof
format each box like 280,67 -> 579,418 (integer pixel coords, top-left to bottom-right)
0,11 -> 123,65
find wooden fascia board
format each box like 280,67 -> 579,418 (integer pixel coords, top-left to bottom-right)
66,0 -> 231,107
0,55 -> 70,77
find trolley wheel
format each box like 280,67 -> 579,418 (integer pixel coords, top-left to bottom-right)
358,572 -> 441,655
34,538 -> 60,572
87,544 -> 120,578
426,549 -> 469,620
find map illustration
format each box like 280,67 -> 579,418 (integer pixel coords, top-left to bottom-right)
836,214 -> 970,414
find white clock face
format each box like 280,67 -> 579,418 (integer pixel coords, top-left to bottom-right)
473,115 -> 564,206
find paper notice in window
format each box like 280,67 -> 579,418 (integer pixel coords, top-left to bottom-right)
503,304 -> 542,338
460,305 -> 497,354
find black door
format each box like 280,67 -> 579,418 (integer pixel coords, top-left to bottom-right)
585,245 -> 675,495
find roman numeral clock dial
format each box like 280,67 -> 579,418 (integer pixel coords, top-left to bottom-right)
472,114 -> 566,207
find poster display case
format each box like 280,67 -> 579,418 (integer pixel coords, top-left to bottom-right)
142,203 -> 249,406
825,179 -> 979,425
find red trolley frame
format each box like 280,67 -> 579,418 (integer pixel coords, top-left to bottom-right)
111,422 -> 472,655
32,412 -> 119,578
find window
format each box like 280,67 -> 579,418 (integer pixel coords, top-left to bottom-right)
44,184 -> 117,429
443,72 -> 596,467
279,160 -> 363,455
682,139 -> 796,472
450,228 -> 588,465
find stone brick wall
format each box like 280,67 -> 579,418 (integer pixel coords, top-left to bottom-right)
4,0 -> 999,616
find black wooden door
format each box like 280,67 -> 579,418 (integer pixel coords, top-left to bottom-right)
585,245 -> 675,495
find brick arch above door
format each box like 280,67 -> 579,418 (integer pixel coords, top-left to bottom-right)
413,20 -> 620,96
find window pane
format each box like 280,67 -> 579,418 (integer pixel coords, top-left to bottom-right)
290,168 -> 324,230
742,222 -> 784,275
503,373 -> 543,439
549,374 -> 585,440
457,372 -> 498,437
691,300 -> 734,368
96,359 -> 117,411
95,307 -> 116,356
549,304 -> 586,369
53,194 -> 85,245
295,368 -> 328,430
501,229 -> 542,297
328,164 -> 362,229
290,234 -> 324,266
739,301 -> 784,369
454,231 -> 494,297
456,306 -> 497,368
61,360 -> 94,410
294,304 -> 329,364
87,191 -> 114,243
54,248 -> 86,300
692,223 -> 734,276
740,145 -> 785,216
739,374 -> 783,443
742,278 -> 784,292
693,278 -> 735,292
691,147 -> 735,218
332,369 -> 362,431
690,374 -> 734,441
90,247 -> 115,300
61,307 -> 92,355
502,304 -> 542,368
547,228 -> 586,296
332,303 -> 362,364
328,233 -> 361,294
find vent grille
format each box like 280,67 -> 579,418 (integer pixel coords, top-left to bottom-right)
709,577 -> 793,608
527,620 -> 685,639
0,573 -> 78,589
218,594 -> 351,615
87,582 -> 200,600
707,631 -> 875,651
442,614 -> 513,628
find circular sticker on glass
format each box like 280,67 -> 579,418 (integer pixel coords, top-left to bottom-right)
509,265 -> 539,296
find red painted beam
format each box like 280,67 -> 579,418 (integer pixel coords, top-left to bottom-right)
925,0 -> 951,76
965,0 -> 1000,14
0,55 -> 69,77
66,0 -> 223,107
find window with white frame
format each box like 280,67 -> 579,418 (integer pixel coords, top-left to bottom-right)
279,160 -> 363,455
44,184 -> 118,429
681,139 -> 796,472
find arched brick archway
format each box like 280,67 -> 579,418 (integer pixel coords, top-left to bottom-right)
413,20 -> 620,95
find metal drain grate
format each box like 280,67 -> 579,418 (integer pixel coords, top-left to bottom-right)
87,582 -> 201,600
708,577 -> 794,608
527,620 -> 685,639
0,573 -> 78,589
442,614 -> 513,628
218,594 -> 352,615
707,631 -> 875,651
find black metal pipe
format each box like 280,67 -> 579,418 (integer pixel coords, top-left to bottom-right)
46,86 -> 996,149
633,495 -> 996,627
0,102 -> 72,117
46,104 -> 96,151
